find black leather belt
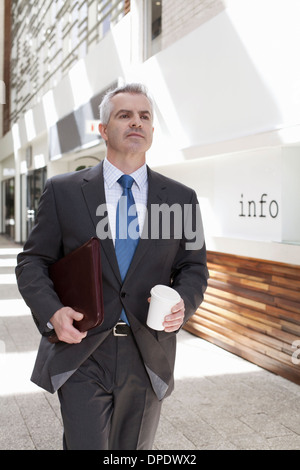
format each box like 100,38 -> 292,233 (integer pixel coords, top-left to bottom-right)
113,322 -> 131,336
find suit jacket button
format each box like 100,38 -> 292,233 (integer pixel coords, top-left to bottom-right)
120,292 -> 126,298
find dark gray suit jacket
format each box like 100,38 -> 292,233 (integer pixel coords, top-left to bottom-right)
16,162 -> 208,400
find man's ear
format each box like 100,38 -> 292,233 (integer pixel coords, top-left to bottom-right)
98,123 -> 108,141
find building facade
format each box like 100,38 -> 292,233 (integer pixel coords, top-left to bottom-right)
1,0 -> 300,381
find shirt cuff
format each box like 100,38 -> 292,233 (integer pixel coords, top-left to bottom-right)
46,321 -> 54,330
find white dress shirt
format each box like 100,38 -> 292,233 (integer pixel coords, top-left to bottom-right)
103,158 -> 148,243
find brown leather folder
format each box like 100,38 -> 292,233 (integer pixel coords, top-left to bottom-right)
48,237 -> 104,341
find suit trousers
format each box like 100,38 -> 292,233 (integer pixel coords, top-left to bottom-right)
57,328 -> 163,450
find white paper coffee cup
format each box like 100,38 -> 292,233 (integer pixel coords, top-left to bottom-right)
146,284 -> 181,331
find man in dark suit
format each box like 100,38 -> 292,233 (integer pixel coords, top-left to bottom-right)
16,83 -> 208,450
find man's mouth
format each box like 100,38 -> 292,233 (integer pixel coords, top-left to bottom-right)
126,132 -> 144,138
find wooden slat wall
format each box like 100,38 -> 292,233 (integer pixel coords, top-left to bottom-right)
185,251 -> 300,385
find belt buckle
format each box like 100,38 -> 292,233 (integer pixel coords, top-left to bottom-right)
113,322 -> 128,337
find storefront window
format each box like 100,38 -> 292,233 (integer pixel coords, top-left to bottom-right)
144,0 -> 162,59
26,168 -> 47,239
3,178 -> 15,239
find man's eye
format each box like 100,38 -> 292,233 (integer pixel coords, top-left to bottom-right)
120,114 -> 129,119
141,115 -> 150,120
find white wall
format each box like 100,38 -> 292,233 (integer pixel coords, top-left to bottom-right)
281,147 -> 300,244
142,1 -> 300,167
153,144 -> 300,265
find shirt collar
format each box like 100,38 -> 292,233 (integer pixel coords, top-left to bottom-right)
103,158 -> 148,190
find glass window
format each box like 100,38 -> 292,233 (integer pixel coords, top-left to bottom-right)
144,0 -> 162,59
152,0 -> 162,40
3,178 -> 15,239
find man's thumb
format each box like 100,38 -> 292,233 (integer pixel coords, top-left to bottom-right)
73,310 -> 84,322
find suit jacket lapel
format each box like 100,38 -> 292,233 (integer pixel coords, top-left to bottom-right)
81,162 -> 121,283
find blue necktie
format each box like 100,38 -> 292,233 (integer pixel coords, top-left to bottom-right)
115,175 -> 140,323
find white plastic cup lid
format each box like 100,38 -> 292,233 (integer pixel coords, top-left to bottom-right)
150,285 -> 180,303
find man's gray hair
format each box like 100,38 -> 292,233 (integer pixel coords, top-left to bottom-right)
99,83 -> 154,125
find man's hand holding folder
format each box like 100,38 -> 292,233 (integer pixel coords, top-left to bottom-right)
47,238 -> 104,344
49,307 -> 88,344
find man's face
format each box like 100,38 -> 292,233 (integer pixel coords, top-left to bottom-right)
99,92 -> 154,157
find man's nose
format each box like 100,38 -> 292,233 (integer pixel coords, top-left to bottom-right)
130,115 -> 142,127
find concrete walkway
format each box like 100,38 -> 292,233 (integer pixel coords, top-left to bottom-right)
1,234 -> 300,450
